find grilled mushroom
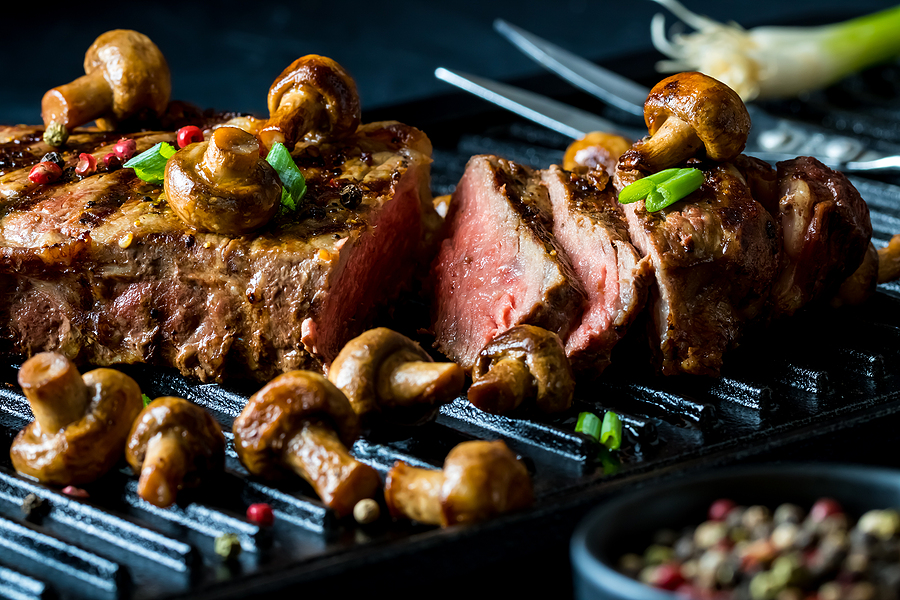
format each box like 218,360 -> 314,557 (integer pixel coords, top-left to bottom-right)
10,353 -> 143,486
384,440 -> 533,527
41,30 -> 171,146
878,234 -> 900,284
328,328 -> 464,427
259,55 -> 361,150
618,71 -> 750,180
126,397 -> 225,508
164,126 -> 282,235
467,325 -> 575,415
232,371 -> 380,517
562,131 -> 632,176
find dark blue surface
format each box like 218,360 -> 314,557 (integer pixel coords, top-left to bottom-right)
2,0 -> 898,125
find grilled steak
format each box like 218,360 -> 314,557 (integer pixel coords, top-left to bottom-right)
621,162 -> 781,376
542,165 -> 651,374
431,155 -> 586,370
0,120 -> 436,383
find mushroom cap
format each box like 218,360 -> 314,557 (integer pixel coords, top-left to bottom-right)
125,396 -> 225,475
643,72 -> 750,162
439,440 -> 533,526
472,324 -> 575,414
233,371 -> 360,479
84,29 -> 171,123
164,130 -> 281,235
267,55 -> 361,140
10,368 -> 143,486
328,327 -> 443,415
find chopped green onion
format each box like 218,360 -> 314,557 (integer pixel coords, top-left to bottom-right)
600,411 -> 623,451
265,142 -> 307,212
575,411 -> 602,441
123,142 -> 176,185
650,0 -> 900,101
598,447 -> 621,476
618,167 -> 703,212
141,393 -> 152,408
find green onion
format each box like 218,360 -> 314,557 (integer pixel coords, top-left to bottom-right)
265,142 -> 307,212
141,393 -> 152,408
650,0 -> 900,101
598,447 -> 621,476
619,167 -> 703,211
123,142 -> 176,185
575,411 -> 602,441
600,411 -> 623,451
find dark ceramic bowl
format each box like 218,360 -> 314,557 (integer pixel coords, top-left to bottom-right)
570,463 -> 900,600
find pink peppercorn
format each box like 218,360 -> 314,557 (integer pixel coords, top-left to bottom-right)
75,153 -> 97,176
246,503 -> 275,526
176,125 -> 204,148
61,486 -> 89,498
28,161 -> 62,184
104,153 -> 122,169
114,138 -> 137,161
653,563 -> 685,591
708,498 -> 737,522
810,498 -> 843,522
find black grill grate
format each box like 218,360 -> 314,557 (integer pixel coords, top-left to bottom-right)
1,54 -> 900,599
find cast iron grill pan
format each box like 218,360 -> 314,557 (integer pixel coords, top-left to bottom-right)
1,53 -> 899,599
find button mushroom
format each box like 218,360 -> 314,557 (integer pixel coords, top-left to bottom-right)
467,325 -> 575,416
232,371 -> 380,518
384,440 -> 533,527
41,30 -> 171,146
328,328 -> 465,427
562,131 -> 632,176
10,353 -> 143,486
125,396 -> 225,508
259,55 -> 361,150
164,126 -> 282,235
618,71 -> 750,179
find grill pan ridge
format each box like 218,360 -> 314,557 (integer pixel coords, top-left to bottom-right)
1,54 -> 900,599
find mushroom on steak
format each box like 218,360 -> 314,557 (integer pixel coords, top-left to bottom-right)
11,353 -> 143,486
41,30 -> 171,146
232,371 -> 380,518
126,397 -> 225,508
259,55 -> 361,149
164,126 -> 282,235
328,328 -> 464,427
467,325 -> 574,415
384,440 -> 533,527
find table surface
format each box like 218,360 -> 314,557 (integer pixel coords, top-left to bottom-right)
3,2 -> 900,598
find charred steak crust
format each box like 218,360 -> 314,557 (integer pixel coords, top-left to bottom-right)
0,120 -> 436,382
431,155 -> 586,371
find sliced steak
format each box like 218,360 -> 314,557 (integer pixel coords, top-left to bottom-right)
0,120 -> 436,382
622,162 -> 781,376
542,166 -> 651,375
431,155 -> 585,370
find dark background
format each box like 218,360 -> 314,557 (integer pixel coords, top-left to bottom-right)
4,1 -> 900,598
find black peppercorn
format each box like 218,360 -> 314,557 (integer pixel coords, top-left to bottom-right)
339,184 -> 362,209
41,151 -> 65,170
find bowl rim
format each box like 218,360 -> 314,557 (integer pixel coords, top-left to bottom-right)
570,461 -> 900,599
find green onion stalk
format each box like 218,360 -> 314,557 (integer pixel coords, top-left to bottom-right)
650,0 -> 900,101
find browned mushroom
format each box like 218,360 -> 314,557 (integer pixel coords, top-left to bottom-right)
328,328 -> 464,427
562,131 -> 632,176
617,72 -> 751,182
878,234 -> 900,284
41,30 -> 171,146
10,353 -> 143,486
467,325 -> 575,416
831,242 -> 879,308
126,396 -> 225,508
259,55 -> 361,150
384,440 -> 533,527
164,126 -> 282,235
232,371 -> 380,518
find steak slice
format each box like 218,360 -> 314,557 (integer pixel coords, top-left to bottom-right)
0,120 -> 436,383
622,162 -> 781,376
431,155 -> 585,370
542,166 -> 651,374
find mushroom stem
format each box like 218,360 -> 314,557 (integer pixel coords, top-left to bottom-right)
382,361 -> 465,409
138,433 -> 189,508
18,353 -> 89,435
632,117 -> 703,171
383,461 -> 444,525
200,127 -> 261,181
41,71 -> 113,136
283,421 -> 380,518
259,91 -> 318,149
466,358 -> 535,414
